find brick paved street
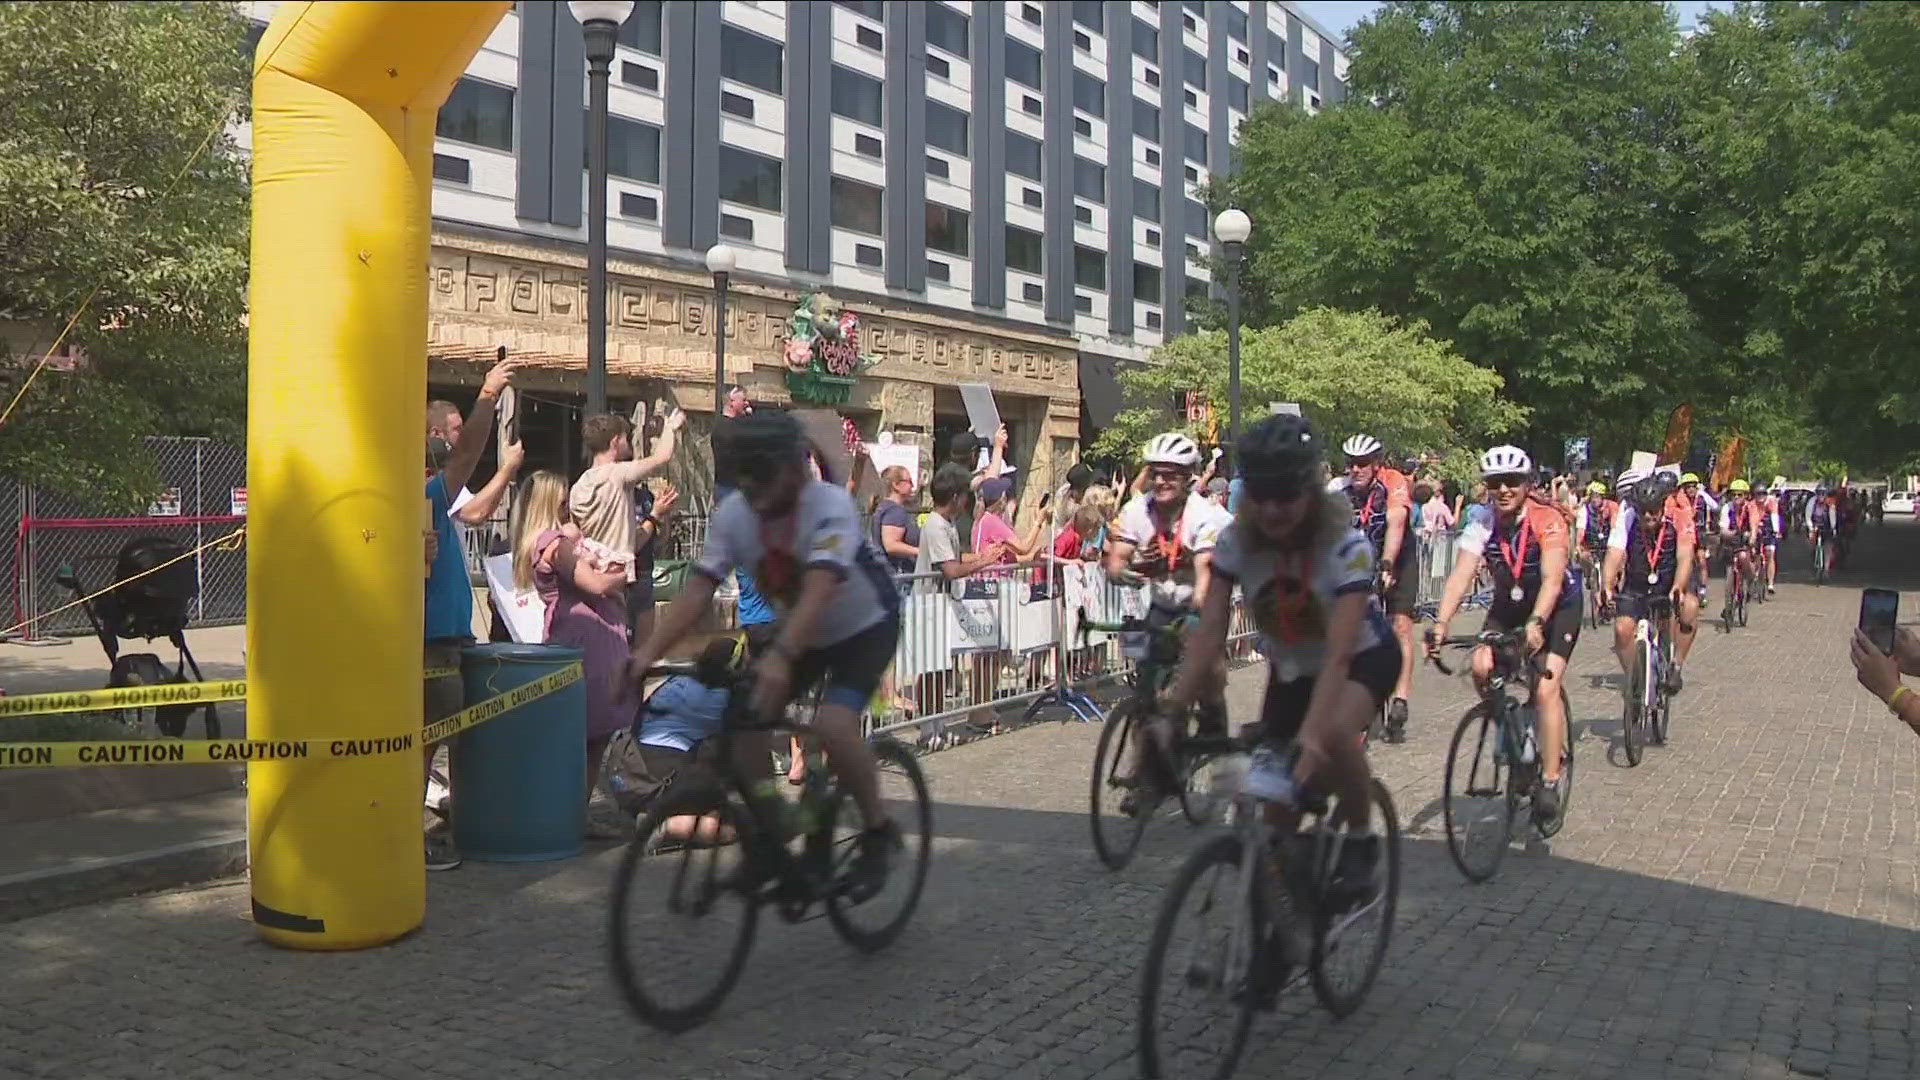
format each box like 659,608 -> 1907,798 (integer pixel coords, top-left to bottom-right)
6,522 -> 1919,1080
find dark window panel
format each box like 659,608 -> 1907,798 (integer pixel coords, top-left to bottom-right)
927,54 -> 950,79
855,243 -> 883,267
431,153 -> 470,184
854,132 -> 883,157
720,25 -> 783,94
927,100 -> 970,155
1021,4 -> 1041,26
831,65 -> 884,126
1007,38 -> 1042,89
1185,198 -> 1208,238
1133,262 -> 1162,300
1073,156 -> 1105,204
1006,225 -> 1044,273
1145,309 -> 1162,329
620,61 -> 659,91
717,145 -> 781,211
1021,186 -> 1043,208
619,191 -> 658,220
595,114 -> 661,182
616,1 -> 663,54
720,213 -> 754,241
1022,94 -> 1043,116
720,90 -> 754,119
1224,4 -> 1248,42
1144,67 -> 1161,87
1075,245 -> 1106,290
1022,281 -> 1045,303
1144,227 -> 1161,247
1074,204 -> 1093,224
1134,179 -> 1160,222
856,24 -> 883,50
1072,0 -> 1104,31
1184,122 -> 1207,162
835,0 -> 885,18
1144,146 -> 1161,166
927,258 -> 951,283
438,77 -> 513,151
1229,75 -> 1249,112
1183,47 -> 1206,88
926,2 -> 969,58
831,174 -> 884,235
1006,130 -> 1043,179
926,153 -> 950,179
926,202 -> 971,256
1132,17 -> 1158,60
1075,293 -> 1093,313
1075,31 -> 1091,51
1073,70 -> 1105,118
1133,97 -> 1160,139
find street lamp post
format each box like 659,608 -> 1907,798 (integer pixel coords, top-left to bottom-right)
1214,208 -> 1252,461
569,0 -> 634,418
706,244 -> 737,414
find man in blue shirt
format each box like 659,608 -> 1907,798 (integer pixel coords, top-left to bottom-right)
422,357 -> 513,870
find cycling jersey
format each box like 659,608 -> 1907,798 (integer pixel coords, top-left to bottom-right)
1112,492 -> 1222,610
1575,499 -> 1616,551
1679,490 -> 1719,535
1346,467 -> 1413,561
1458,501 -> 1579,609
1210,523 -> 1387,682
1808,496 -> 1837,536
1607,505 -> 1684,593
1756,494 -> 1781,542
694,481 -> 900,646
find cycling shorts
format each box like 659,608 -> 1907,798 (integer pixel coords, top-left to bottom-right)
780,617 -> 900,713
1255,641 -> 1401,745
1376,541 -> 1418,617
1486,600 -> 1581,661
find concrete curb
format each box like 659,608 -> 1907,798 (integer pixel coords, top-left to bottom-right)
0,834 -> 246,924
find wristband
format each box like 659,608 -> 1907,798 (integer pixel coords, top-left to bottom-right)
1891,686 -> 1913,714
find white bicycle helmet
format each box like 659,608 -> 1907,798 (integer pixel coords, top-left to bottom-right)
1615,467 -> 1650,491
1479,445 -> 1533,477
1142,432 -> 1202,468
1341,434 -> 1383,459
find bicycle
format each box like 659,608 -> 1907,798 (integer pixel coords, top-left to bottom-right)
1137,738 -> 1400,1079
1429,629 -> 1575,883
1812,530 -> 1831,586
608,658 -> 934,1033
1619,595 -> 1676,768
1081,608 -> 1234,870
1579,549 -> 1609,629
1723,544 -> 1750,632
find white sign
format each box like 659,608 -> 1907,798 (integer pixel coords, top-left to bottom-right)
229,488 -> 248,517
483,553 -> 548,644
865,443 -> 920,488
148,488 -> 182,517
1269,402 -> 1302,416
1628,450 -> 1657,474
958,383 -> 1001,439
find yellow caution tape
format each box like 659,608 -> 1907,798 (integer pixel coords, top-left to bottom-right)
425,666 -> 459,681
0,681 -> 250,718
0,663 -> 583,770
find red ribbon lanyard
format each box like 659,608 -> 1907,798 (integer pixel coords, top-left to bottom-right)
1494,516 -> 1532,582
1644,519 -> 1668,579
1152,506 -> 1185,571
1269,551 -> 1309,645
1356,483 -> 1382,527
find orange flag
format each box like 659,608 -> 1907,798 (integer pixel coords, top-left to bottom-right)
1661,403 -> 1694,465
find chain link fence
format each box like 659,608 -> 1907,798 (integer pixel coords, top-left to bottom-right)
8,437 -> 246,639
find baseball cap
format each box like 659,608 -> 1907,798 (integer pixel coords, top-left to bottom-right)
979,477 -> 1013,504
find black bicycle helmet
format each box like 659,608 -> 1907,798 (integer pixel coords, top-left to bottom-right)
1632,471 -> 1676,511
730,410 -> 808,473
1236,413 -> 1321,498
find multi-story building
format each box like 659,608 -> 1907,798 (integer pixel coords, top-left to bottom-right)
241,1 -> 1348,497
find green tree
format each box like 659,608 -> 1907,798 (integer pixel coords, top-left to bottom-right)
1095,307 -> 1527,480
0,1 -> 250,511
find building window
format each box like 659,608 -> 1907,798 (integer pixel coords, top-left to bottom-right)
854,132 -> 883,157
720,213 -> 754,241
1186,241 -> 1203,261
1185,198 -> 1210,239
927,54 -> 950,79
431,153 -> 470,184
1182,13 -> 1197,32
619,191 -> 658,220
1006,225 -> 1043,274
1237,46 -> 1250,65
835,0 -> 885,18
1072,0 -> 1104,31
1074,116 -> 1093,137
927,100 -> 970,155
1224,4 -> 1248,42
1007,130 -> 1042,180
1134,179 -> 1160,222
1300,56 -> 1321,92
1074,204 -> 1093,224
926,153 -> 950,179
1022,187 -> 1043,208
1007,38 -> 1041,90
1184,122 -> 1207,163
1183,48 -> 1206,89
1075,246 -> 1107,290
855,243 -> 883,267
1073,70 -> 1105,118
1021,4 -> 1042,26
1074,156 -> 1105,203
1075,293 -> 1094,314
1023,282 -> 1045,303
1186,277 -> 1210,305
604,115 -> 661,182
926,2 -> 969,58
926,202 -> 970,256
718,146 -> 781,211
721,26 -> 783,94
1132,17 -> 1158,60
617,1 -> 663,54
1145,309 -> 1162,329
1229,76 -> 1250,112
856,24 -> 883,50
1022,94 -> 1043,116
620,61 -> 659,91
1133,262 -> 1162,301
927,258 -> 951,283
1144,146 -> 1161,166
1145,67 -> 1161,87
1185,163 -> 1200,182
1133,97 -> 1160,139
831,65 -> 884,126
831,175 -> 884,235
1185,88 -> 1199,109
1145,227 -> 1161,247
438,78 -> 513,151
1074,30 -> 1092,52
720,91 -> 754,119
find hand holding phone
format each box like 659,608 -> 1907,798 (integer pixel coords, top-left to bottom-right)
1860,588 -> 1899,655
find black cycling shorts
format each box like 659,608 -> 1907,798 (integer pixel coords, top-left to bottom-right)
1256,641 -> 1402,746
1486,599 -> 1581,661
1612,589 -> 1679,625
790,617 -> 900,713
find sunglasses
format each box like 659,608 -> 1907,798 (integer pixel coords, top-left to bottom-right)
1485,474 -> 1530,490
1149,467 -> 1190,482
1244,479 -> 1309,503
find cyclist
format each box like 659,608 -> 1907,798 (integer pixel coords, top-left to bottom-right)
1340,434 -> 1417,742
1666,473 -> 1713,673
625,411 -> 902,898
1719,479 -> 1762,617
1755,486 -> 1783,593
1602,470 -> 1695,695
1159,413 -> 1398,903
1573,480 -> 1616,595
1105,431 -> 1224,808
1806,485 -> 1837,578
1835,484 -> 1860,569
1428,447 -> 1579,823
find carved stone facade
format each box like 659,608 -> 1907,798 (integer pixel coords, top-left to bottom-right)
426,230 -> 1082,509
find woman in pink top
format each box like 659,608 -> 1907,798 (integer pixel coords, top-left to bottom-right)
973,478 -> 1046,563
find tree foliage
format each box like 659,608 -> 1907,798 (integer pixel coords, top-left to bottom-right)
0,1 -> 250,510
1096,307 -> 1525,481
1219,0 -> 1920,475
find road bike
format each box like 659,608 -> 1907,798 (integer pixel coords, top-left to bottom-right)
1722,541 -> 1751,631
608,658 -> 933,1032
1430,629 -> 1575,883
1812,529 -> 1831,586
1620,595 -> 1676,768
1136,738 -> 1400,1079
1082,609 -> 1233,870
1579,549 -> 1609,629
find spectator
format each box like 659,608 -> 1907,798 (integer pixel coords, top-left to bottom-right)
1054,462 -> 1096,528
1463,480 -> 1493,531
610,635 -> 761,842
423,357 -> 514,871
1419,479 -> 1455,537
570,408 -> 683,638
1852,626 -> 1920,732
628,478 -> 680,647
516,468 -> 633,838
710,387 -> 776,636
973,477 -> 1047,564
426,401 -> 525,533
916,464 -> 1006,586
872,465 -> 921,574
1053,503 -> 1110,563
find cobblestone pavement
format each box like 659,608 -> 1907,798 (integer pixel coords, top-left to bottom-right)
7,523 -> 1920,1080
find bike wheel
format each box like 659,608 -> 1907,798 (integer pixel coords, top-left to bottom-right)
1535,687 -> 1574,839
1180,747 -> 1226,827
608,790 -> 760,1033
1138,833 -> 1258,1080
1310,779 -> 1400,1018
1622,643 -> 1645,768
1651,642 -> 1674,747
1442,705 -> 1512,883
826,736 -> 934,953
1091,699 -> 1152,870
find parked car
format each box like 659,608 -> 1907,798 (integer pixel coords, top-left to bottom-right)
1884,490 -> 1915,515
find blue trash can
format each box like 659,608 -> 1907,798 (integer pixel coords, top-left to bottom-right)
451,643 -> 587,862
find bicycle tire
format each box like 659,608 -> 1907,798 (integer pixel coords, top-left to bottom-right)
1091,698 -> 1152,870
1651,638 -> 1674,747
1310,779 -> 1400,1018
1535,687 -> 1574,839
1179,746 -> 1224,827
1622,640 -> 1645,768
825,736 -> 933,952
608,791 -> 760,1033
1137,832 -> 1257,1080
1442,704 -> 1511,883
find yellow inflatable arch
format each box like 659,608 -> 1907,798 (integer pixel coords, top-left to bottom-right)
248,1 -> 512,950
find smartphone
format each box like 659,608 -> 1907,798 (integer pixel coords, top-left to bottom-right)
1860,588 -> 1899,655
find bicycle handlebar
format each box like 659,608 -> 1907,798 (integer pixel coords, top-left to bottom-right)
1424,628 -> 1525,676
